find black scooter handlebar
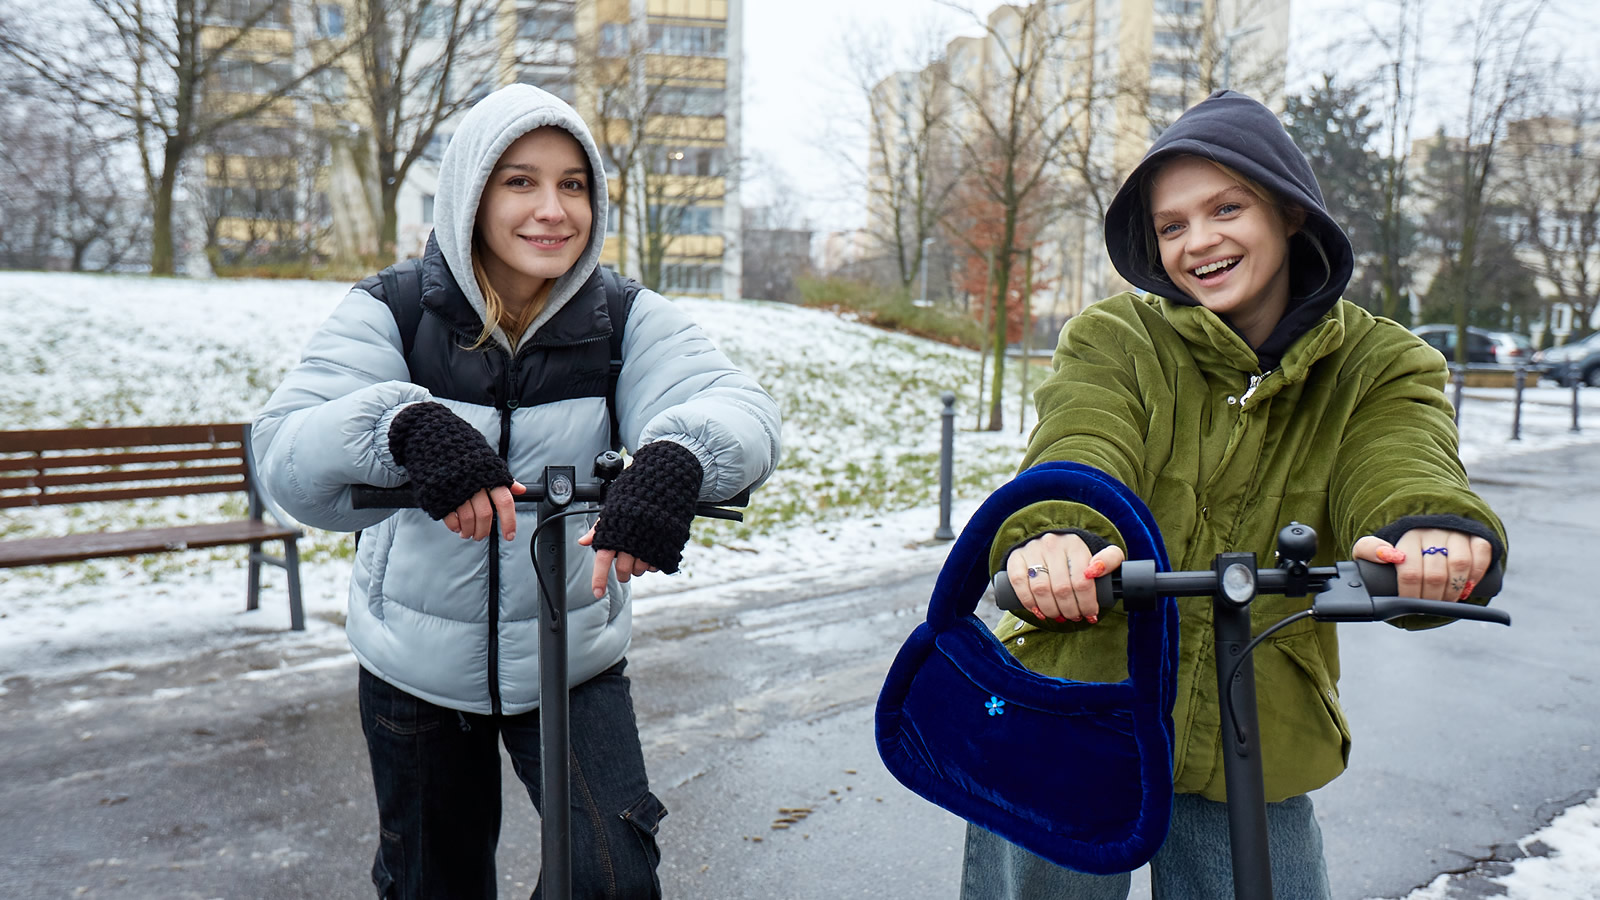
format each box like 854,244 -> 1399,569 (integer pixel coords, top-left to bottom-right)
349,483 -> 750,521
991,560 -> 1508,626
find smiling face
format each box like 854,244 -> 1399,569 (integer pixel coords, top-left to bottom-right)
1148,156 -> 1300,347
474,126 -> 593,308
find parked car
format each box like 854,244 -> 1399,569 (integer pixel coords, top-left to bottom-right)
1411,324 -> 1499,365
1485,330 -> 1536,367
1533,332 -> 1600,386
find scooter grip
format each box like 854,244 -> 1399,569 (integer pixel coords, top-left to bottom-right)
1354,560 -> 1503,599
991,569 -> 1116,614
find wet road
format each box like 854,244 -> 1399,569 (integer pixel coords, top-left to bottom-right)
2,442 -> 1597,899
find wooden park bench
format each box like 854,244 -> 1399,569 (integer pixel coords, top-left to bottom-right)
0,423 -> 305,630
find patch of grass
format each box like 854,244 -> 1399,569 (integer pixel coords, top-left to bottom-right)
797,276 -> 985,349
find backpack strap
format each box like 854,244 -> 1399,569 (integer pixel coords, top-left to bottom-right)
377,257 -> 426,362
598,266 -> 641,451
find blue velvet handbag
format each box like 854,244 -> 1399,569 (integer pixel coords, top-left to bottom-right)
875,462 -> 1178,875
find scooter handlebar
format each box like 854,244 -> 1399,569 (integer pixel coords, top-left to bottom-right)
991,560 -> 1507,626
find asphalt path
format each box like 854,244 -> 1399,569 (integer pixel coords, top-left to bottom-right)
1,442 -> 1596,900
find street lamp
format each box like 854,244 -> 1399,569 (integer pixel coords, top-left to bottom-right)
1221,24 -> 1263,90
917,236 -> 935,307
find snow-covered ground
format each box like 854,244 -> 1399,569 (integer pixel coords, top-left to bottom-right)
4,271 -> 1599,897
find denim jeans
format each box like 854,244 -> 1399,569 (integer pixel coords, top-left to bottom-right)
358,660 -> 666,900
960,792 -> 1332,900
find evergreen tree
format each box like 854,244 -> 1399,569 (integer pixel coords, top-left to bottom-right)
1281,75 -> 1398,316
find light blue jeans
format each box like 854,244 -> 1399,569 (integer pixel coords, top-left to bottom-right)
960,792 -> 1332,900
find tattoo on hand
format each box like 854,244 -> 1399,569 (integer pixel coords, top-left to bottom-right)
1449,576 -> 1466,594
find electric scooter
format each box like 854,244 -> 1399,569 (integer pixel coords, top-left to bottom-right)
352,451 -> 746,900
991,521 -> 1509,900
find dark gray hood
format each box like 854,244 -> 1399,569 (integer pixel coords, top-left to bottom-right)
1103,90 -> 1354,368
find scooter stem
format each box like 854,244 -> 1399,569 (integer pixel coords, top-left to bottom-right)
1212,552 -> 1274,899
537,465 -> 575,900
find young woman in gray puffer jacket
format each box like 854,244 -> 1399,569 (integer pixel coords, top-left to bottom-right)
252,84 -> 781,899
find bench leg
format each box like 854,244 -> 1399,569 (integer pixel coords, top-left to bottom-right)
247,541 -> 264,612
284,537 -> 305,632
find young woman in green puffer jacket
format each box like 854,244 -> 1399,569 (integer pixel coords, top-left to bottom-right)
961,91 -> 1507,899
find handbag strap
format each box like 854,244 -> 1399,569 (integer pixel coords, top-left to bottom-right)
925,461 -> 1177,700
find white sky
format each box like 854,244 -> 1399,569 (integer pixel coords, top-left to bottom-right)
739,0 -> 1600,233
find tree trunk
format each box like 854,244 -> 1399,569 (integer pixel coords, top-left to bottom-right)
149,143 -> 184,276
987,214 -> 1018,431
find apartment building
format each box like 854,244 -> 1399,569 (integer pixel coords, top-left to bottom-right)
201,0 -> 742,298
398,0 -> 743,298
867,0 -> 1286,329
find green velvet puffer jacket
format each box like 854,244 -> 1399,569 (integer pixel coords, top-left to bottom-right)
989,292 -> 1508,802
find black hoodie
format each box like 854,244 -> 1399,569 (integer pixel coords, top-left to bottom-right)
1103,90 -> 1355,371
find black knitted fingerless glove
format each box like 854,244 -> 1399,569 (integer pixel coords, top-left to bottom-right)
593,441 -> 704,574
388,402 -> 514,520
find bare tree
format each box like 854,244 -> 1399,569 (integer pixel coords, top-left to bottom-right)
575,13 -> 738,286
0,85 -> 147,271
636,144 -> 737,292
937,1 -> 1093,431
346,0 -> 503,264
1360,0 -> 1429,323
0,0 -> 363,275
1434,0 -> 1549,362
829,21 -> 958,294
1504,76 -> 1600,341
1130,0 -> 1287,131
201,120 -> 330,268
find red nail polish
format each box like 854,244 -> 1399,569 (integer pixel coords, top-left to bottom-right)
1084,561 -> 1107,579
1458,581 -> 1475,601
1055,616 -> 1067,623
1087,615 -> 1098,624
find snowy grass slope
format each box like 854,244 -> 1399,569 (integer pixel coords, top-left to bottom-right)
4,268 -> 1600,684
0,271 -> 1038,619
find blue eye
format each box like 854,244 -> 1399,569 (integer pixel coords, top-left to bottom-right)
1217,202 -> 1241,216
1158,222 -> 1183,236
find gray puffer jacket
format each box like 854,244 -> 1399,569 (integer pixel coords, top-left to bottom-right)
251,84 -> 781,715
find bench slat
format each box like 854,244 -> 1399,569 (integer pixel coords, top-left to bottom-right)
0,481 -> 242,509
0,463 -> 246,492
0,520 -> 301,567
0,447 -> 242,474
0,424 -> 245,453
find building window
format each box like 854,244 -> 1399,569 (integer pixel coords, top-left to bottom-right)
1152,28 -> 1188,48
660,262 -> 723,294
600,23 -> 630,56
648,205 -> 722,236
213,124 -> 297,157
647,23 -> 727,58
207,185 -> 297,220
1154,0 -> 1203,16
316,68 -> 346,102
649,145 -> 725,176
655,86 -> 725,118
209,0 -> 289,29
315,4 -> 344,38
518,71 -> 575,104
213,58 -> 294,95
422,131 -> 451,161
519,8 -> 576,42
1151,59 -> 1199,81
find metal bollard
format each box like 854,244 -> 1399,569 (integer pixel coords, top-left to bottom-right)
935,391 -> 956,541
1450,365 -> 1465,426
1510,366 -> 1526,441
1574,379 -> 1583,434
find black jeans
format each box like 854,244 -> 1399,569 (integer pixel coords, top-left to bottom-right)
358,660 -> 666,900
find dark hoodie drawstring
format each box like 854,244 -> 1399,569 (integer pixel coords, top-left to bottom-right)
457,711 -> 472,732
